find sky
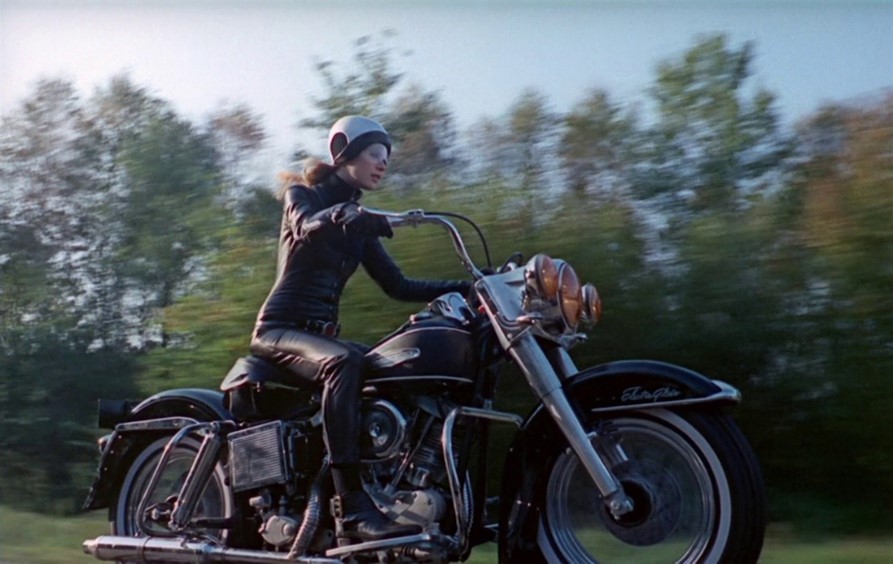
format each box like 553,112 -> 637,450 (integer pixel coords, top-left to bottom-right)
1,0 -> 891,164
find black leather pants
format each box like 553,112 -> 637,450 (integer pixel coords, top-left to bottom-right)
250,326 -> 366,465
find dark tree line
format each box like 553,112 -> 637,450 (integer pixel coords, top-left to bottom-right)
1,33 -> 891,534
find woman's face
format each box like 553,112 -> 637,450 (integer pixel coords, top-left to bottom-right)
338,143 -> 389,191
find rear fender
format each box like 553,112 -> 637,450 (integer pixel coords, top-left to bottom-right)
498,360 -> 739,561
82,388 -> 232,512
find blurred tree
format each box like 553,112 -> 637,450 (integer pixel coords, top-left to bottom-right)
78,75 -> 172,349
638,34 -> 791,213
301,32 -> 404,132
462,88 -> 562,234
0,226 -> 56,356
0,77 -> 102,349
780,94 -> 893,524
298,31 -> 458,189
0,76 -> 206,512
114,111 -> 224,347
558,89 -> 638,197
505,88 -> 561,192
383,84 -> 458,184
0,337 -> 138,513
623,34 -> 795,391
137,220 -> 276,393
463,115 -> 505,184
205,102 -> 268,212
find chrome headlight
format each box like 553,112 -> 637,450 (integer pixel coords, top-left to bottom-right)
524,254 -> 559,300
557,262 -> 583,329
523,254 -> 587,333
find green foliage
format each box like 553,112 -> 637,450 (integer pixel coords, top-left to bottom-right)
0,333 -> 138,514
639,34 -> 791,211
136,220 -> 277,394
116,113 -> 224,309
559,89 -> 638,195
301,32 -> 405,131
298,31 -> 458,188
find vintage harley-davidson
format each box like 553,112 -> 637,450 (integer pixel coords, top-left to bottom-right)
82,209 -> 766,563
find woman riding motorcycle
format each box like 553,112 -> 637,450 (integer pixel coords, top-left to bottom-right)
250,116 -> 470,543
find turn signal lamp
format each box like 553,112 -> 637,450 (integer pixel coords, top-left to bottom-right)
582,283 -> 602,325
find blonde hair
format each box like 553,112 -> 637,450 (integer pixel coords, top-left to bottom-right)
276,157 -> 339,200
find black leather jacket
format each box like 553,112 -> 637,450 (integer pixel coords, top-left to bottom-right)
254,174 -> 470,329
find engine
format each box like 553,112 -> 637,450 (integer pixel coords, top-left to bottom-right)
225,398 -> 457,550
359,399 -> 454,530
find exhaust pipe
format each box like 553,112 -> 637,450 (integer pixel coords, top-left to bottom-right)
82,535 -> 340,563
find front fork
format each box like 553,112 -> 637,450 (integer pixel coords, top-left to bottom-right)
507,334 -> 634,518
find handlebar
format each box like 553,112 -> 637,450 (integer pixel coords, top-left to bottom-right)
360,207 -> 486,280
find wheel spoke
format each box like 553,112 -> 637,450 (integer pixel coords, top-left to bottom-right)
114,437 -> 231,540
543,413 -> 721,563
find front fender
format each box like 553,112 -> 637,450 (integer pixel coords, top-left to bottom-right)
498,360 -> 738,561
82,388 -> 232,512
566,359 -> 740,415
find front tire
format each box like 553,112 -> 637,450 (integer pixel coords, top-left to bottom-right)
111,435 -> 233,538
535,409 -> 765,563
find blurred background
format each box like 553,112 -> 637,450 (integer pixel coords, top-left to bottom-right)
1,1 -> 892,561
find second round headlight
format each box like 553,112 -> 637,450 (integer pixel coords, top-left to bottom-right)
557,262 -> 583,329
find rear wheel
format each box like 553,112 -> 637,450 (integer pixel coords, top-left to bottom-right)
111,436 -> 233,538
536,409 -> 765,563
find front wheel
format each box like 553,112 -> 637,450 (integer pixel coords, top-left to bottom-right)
536,409 -> 765,563
111,435 -> 233,538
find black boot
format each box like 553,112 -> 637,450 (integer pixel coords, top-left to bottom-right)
331,491 -> 422,542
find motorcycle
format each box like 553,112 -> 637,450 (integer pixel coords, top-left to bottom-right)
82,208 -> 766,563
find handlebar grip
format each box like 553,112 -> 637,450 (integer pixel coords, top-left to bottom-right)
362,207 -> 425,229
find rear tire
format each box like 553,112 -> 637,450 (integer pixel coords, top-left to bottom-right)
534,409 -> 765,563
110,435 -> 233,539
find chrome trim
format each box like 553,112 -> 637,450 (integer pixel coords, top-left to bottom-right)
366,347 -> 421,369
83,535 -> 339,563
371,325 -> 472,347
441,406 -> 524,554
551,348 -> 579,379
503,333 -> 634,518
361,399 -> 407,461
588,380 -> 742,414
169,423 -> 226,530
428,292 -> 475,325
115,416 -> 199,433
366,375 -> 474,385
325,532 -> 447,558
135,422 -> 212,535
478,268 -> 528,329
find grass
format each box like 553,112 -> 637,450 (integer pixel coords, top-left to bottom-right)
0,507 -> 107,564
2,506 -> 892,563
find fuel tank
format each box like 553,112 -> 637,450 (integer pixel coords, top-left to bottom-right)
364,316 -> 477,390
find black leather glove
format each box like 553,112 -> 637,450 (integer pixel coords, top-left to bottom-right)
332,203 -> 393,239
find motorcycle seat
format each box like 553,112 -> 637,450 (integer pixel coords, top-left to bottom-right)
220,355 -> 318,393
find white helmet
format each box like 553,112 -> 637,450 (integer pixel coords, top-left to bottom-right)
328,115 -> 392,164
